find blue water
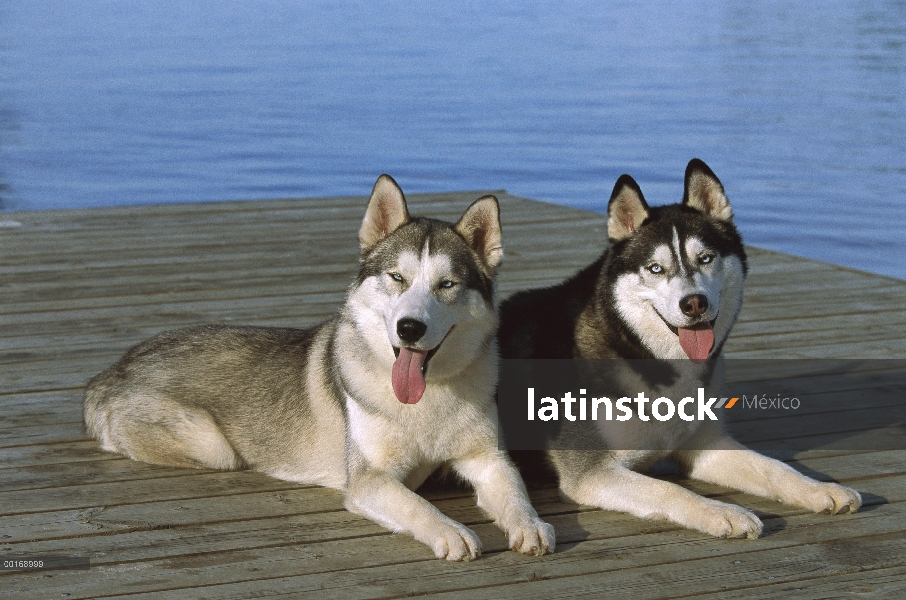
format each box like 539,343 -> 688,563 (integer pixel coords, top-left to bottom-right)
2,1 -> 905,279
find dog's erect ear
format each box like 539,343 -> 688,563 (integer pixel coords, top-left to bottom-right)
455,195 -> 503,271
360,175 -> 411,251
607,175 -> 650,242
683,159 -> 733,221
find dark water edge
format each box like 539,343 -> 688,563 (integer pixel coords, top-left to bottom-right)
1,1 -> 904,279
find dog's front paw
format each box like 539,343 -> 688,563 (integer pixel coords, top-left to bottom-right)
428,522 -> 482,561
695,501 -> 763,540
799,482 -> 862,515
505,518 -> 556,556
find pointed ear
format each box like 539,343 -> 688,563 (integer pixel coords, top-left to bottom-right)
359,175 -> 411,251
607,174 -> 650,242
455,195 -> 503,271
683,159 -> 733,221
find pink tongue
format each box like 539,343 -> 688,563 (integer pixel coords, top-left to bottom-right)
392,348 -> 427,404
678,322 -> 714,363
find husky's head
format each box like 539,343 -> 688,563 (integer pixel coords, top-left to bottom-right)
345,175 -> 502,404
605,159 -> 747,362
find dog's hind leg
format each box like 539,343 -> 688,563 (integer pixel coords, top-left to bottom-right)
552,450 -> 764,539
96,395 -> 245,471
676,426 -> 862,516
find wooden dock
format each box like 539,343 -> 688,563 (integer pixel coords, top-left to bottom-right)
2,192 -> 905,599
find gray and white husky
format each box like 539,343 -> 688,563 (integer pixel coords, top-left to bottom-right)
84,175 -> 554,560
499,159 -> 861,539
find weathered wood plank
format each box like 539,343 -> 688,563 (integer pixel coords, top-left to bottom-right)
731,308 -> 906,338
690,564 -> 906,599
726,339 -> 906,359
5,475 -> 902,600
403,531 -> 906,600
0,456 -> 205,492
1,450 -> 896,544
0,471 -> 307,516
0,440 -> 120,468
0,422 -> 89,447
0,482 -> 481,546
1,216 -> 602,268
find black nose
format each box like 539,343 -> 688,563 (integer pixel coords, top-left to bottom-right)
397,318 -> 428,344
680,294 -> 709,317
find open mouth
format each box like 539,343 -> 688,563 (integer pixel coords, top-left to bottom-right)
392,344 -> 441,375
659,317 -> 717,336
655,311 -> 718,363
390,327 -> 454,404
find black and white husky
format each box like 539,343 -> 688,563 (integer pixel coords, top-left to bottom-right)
85,175 -> 554,560
499,159 -> 861,539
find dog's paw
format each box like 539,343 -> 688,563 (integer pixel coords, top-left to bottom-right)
505,518 -> 556,556
696,501 -> 763,540
428,523 -> 482,561
798,482 -> 862,515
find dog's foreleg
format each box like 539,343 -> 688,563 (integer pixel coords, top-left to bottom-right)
344,464 -> 482,561
555,453 -> 763,539
679,433 -> 862,515
452,450 -> 556,555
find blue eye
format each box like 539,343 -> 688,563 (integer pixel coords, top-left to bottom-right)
648,264 -> 663,274
440,280 -> 455,288
699,254 -> 714,265
389,272 -> 403,282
